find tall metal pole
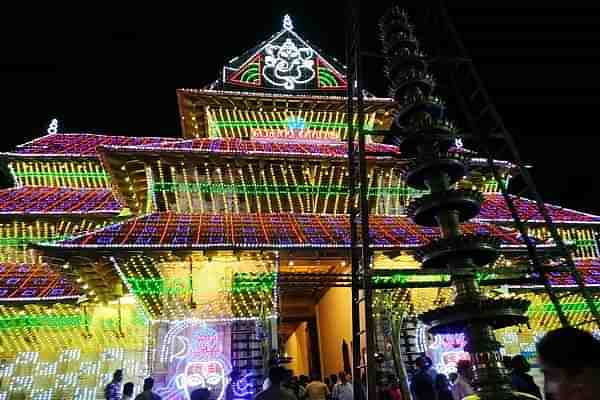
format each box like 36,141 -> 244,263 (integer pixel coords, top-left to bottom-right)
347,0 -> 376,397
346,3 -> 362,394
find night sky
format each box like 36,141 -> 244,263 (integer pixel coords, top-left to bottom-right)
1,2 -> 599,214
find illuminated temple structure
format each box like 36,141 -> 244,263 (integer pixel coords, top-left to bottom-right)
0,15 -> 599,400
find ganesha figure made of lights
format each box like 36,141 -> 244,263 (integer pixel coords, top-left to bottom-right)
263,38 -> 315,90
159,324 -> 232,400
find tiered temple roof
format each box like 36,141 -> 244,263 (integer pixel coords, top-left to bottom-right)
5,133 -> 177,158
0,187 -> 121,217
35,212 -> 529,251
1,15 -> 599,312
0,262 -> 79,302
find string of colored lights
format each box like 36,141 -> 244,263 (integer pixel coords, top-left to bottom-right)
206,109 -> 376,139
42,212 -> 526,249
478,194 -> 600,224
149,162 -> 420,215
11,133 -> 178,157
111,254 -> 275,320
10,160 -> 111,188
0,187 -> 121,215
0,219 -> 107,264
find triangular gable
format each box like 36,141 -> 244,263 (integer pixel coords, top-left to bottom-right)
222,15 -> 347,94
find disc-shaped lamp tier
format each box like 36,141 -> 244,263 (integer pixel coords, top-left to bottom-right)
403,151 -> 470,190
414,234 -> 500,269
379,10 -> 414,42
387,70 -> 436,102
384,48 -> 428,83
419,297 -> 530,335
381,31 -> 420,53
408,189 -> 484,227
386,123 -> 458,156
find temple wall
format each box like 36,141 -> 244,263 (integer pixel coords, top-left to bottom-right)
284,322 -> 310,377
316,287 -> 352,378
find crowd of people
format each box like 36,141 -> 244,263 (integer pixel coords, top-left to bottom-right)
409,327 -> 600,400
104,372 -> 209,400
257,367 -> 362,400
101,327 -> 599,400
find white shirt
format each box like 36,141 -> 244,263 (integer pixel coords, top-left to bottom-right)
332,382 -> 353,400
451,376 -> 474,400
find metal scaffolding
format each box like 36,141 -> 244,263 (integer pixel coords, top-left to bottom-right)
428,0 -> 600,330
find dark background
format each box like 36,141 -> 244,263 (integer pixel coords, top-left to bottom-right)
1,2 -> 599,213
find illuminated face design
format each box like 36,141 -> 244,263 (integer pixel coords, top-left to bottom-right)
264,38 -> 315,90
428,334 -> 470,375
176,360 -> 227,399
158,323 -> 232,400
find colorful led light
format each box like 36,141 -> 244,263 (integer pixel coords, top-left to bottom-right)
41,212 -> 526,250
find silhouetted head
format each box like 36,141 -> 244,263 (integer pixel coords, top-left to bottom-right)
113,369 -> 123,383
448,373 -> 458,384
190,388 -> 210,400
537,327 -> 600,400
511,354 -> 531,373
339,371 -> 348,384
143,377 -> 154,391
269,366 -> 287,386
415,356 -> 429,371
123,382 -> 134,397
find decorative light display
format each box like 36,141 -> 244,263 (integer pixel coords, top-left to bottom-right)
46,119 -> 59,135
127,273 -> 274,296
0,219 -> 105,264
0,12 -> 598,400
0,187 -> 120,215
111,255 -> 275,320
0,262 -> 79,300
220,14 -> 347,93
105,136 -> 389,157
157,322 -> 232,400
41,212 -> 526,250
263,38 -> 315,90
427,333 -> 470,375
207,110 -> 373,139
478,193 -> 600,224
9,160 -> 112,188
10,133 -> 177,157
283,14 -> 293,31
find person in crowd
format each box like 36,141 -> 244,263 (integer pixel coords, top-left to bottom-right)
190,388 -> 210,400
300,375 -> 310,388
134,377 -> 161,400
425,356 -> 438,383
324,377 -> 331,398
331,371 -> 353,400
254,366 -> 296,400
381,375 -> 401,400
329,374 -> 338,396
410,356 -> 436,400
104,369 -> 123,400
122,382 -> 135,400
448,373 -> 458,386
451,360 -> 474,400
536,327 -> 600,400
305,375 -> 330,400
435,374 -> 453,400
290,375 -> 306,399
225,369 -> 240,400
282,369 -> 299,400
510,354 -> 542,399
